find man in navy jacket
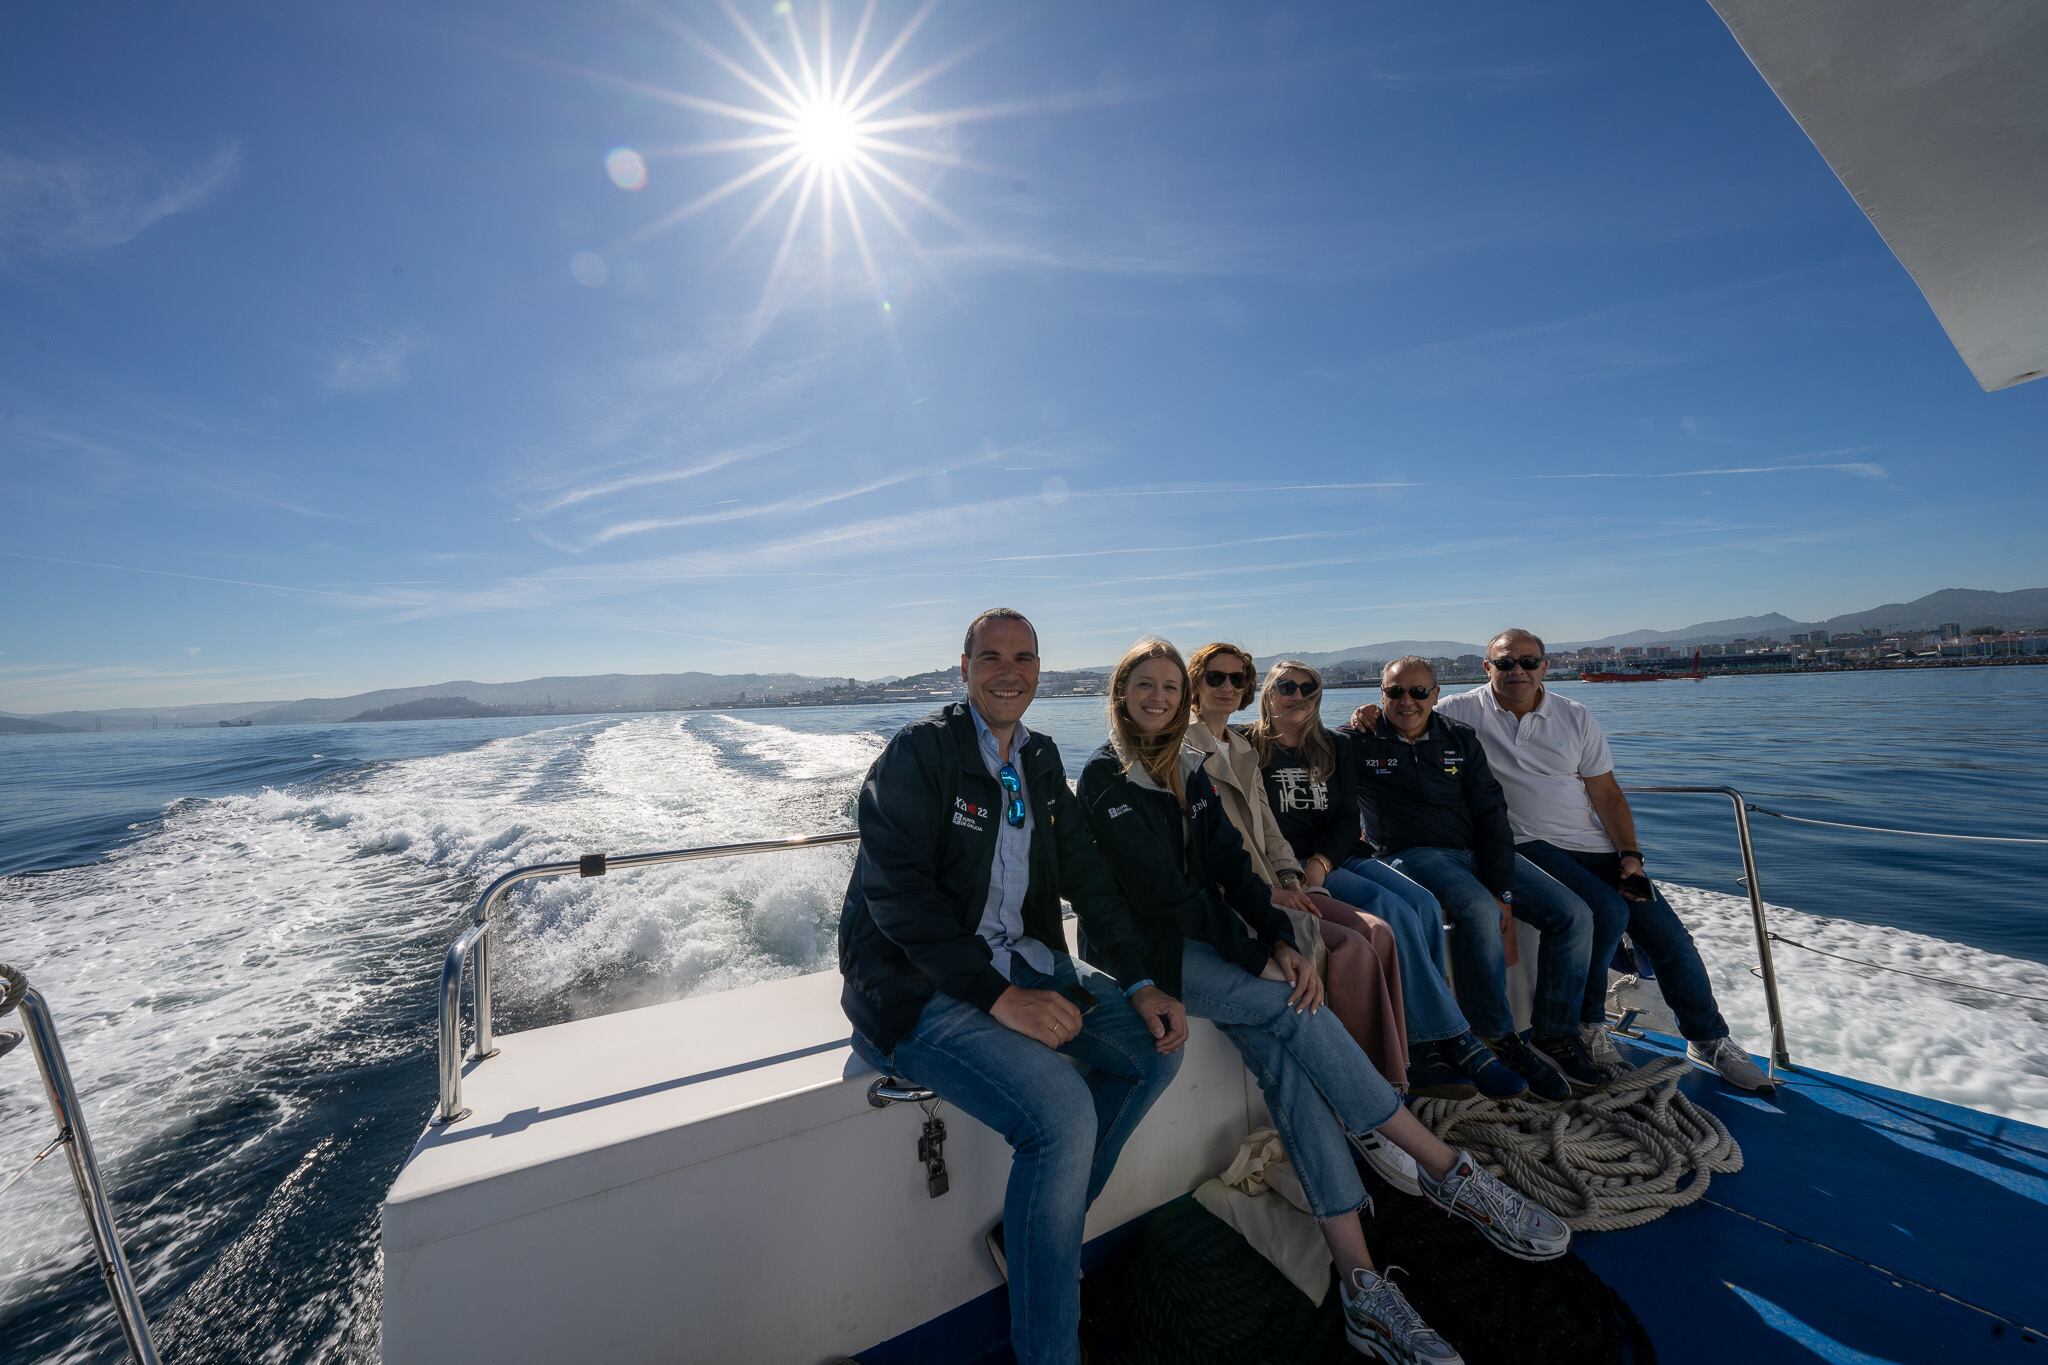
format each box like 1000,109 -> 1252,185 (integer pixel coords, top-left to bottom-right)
1347,655 -> 1604,1100
839,608 -> 1183,1365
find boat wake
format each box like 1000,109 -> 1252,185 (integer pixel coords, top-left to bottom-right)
1635,886 -> 2048,1123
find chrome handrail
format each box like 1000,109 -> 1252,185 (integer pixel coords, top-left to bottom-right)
436,831 -> 862,1124
1623,786 -> 1792,1074
0,963 -> 161,1365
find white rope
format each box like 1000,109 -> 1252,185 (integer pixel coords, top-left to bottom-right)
1745,803 -> 2048,845
1410,1057 -> 1742,1232
0,1129 -> 67,1205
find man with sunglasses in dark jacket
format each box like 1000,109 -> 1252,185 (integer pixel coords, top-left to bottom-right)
1344,655 -> 1604,1101
838,607 -> 1184,1365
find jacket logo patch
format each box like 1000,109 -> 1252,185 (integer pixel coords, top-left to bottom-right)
1189,796 -> 1211,816
955,797 -> 990,819
1106,803 -> 1132,818
952,810 -> 986,831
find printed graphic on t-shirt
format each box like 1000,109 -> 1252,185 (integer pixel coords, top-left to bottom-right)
1268,766 -> 1327,813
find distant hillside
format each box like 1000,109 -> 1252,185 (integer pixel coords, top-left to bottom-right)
1560,588 -> 2048,650
1272,640 -> 1487,668
349,696 -> 511,722
242,670 -> 830,726
0,714 -> 74,735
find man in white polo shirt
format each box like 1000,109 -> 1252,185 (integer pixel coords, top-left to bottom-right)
1434,628 -> 1774,1093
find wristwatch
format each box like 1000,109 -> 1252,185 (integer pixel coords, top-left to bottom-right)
1278,869 -> 1304,889
1617,849 -> 1644,863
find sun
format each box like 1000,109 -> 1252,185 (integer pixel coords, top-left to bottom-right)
598,0 -> 1007,330
790,97 -> 863,168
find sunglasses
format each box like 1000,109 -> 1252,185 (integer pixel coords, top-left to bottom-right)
1488,655 -> 1546,671
997,762 -> 1027,828
1271,678 -> 1320,698
1202,669 -> 1248,689
1381,685 -> 1435,700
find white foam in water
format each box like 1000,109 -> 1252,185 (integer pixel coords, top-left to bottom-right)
0,714 -> 877,1359
4,711 -> 2046,1360
1629,886 -> 2048,1122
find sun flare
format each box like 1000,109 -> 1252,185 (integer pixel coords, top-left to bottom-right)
602,0 -> 1010,330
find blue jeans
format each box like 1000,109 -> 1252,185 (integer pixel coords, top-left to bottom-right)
1383,847 -> 1593,1038
1517,839 -> 1730,1043
849,956 -> 1180,1365
1175,940 -> 1402,1219
1325,859 -> 1469,1044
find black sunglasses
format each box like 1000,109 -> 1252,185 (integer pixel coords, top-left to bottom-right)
997,762 -> 1027,828
1488,655 -> 1545,671
1271,678 -> 1320,698
1202,669 -> 1248,689
1381,685 -> 1435,700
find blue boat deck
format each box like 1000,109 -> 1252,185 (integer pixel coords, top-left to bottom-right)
862,1033 -> 2048,1363
1574,1031 -> 2046,1364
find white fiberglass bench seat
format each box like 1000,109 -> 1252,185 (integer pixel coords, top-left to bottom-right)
381,947 -> 1261,1364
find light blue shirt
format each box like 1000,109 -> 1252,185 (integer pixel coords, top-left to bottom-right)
969,704 -> 1058,980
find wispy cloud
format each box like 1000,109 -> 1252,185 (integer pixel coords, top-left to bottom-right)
1527,456 -> 1888,482
574,437 -> 1069,547
0,138 -> 242,267
324,328 -> 420,393
532,434 -> 810,514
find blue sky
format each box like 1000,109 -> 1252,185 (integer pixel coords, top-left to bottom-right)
4,1 -> 2044,711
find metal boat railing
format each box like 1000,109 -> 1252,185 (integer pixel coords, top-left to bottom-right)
433,785 -> 1811,1122
0,963 -> 161,1365
1622,786 -> 1792,1073
435,831 -> 863,1124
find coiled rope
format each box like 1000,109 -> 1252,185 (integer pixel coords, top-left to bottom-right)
1743,802 -> 2048,845
1410,1056 -> 1741,1233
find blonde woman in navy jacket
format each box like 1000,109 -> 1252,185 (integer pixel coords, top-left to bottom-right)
1077,637 -> 1570,1363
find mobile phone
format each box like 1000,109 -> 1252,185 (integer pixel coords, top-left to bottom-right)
1058,982 -> 1100,1017
1619,872 -> 1654,900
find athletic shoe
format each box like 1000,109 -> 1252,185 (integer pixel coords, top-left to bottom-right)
1580,1021 -> 1633,1079
1405,1041 -> 1481,1100
1443,1031 -> 1529,1100
985,1222 -> 1008,1282
1349,1130 -> 1423,1197
1484,1033 -> 1572,1103
1344,1267 -> 1462,1364
1419,1150 -> 1572,1262
1688,1036 -> 1777,1094
1531,1031 -> 1608,1094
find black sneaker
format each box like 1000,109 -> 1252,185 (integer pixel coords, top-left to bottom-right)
1531,1031 -> 1607,1094
1405,1041 -> 1481,1100
1485,1033 -> 1572,1102
1443,1031 -> 1528,1100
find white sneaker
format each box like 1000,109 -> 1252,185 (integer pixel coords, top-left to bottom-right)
1344,1268 -> 1462,1364
1687,1036 -> 1777,1093
1349,1130 -> 1423,1197
1580,1021 -> 1633,1079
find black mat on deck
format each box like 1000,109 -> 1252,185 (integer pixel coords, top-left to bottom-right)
1079,1188 -> 1656,1365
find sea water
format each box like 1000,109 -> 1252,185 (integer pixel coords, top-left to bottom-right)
2,667 -> 2045,1361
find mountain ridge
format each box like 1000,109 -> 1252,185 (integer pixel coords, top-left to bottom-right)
9,586 -> 2043,728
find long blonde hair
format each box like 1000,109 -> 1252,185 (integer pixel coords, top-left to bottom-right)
1248,658 -> 1336,780
1108,637 -> 1191,804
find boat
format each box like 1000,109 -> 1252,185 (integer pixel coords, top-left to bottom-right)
5,1 -> 2046,1362
1581,652 -> 1707,685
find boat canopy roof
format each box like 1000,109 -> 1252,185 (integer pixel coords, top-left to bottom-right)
1712,0 -> 2048,392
